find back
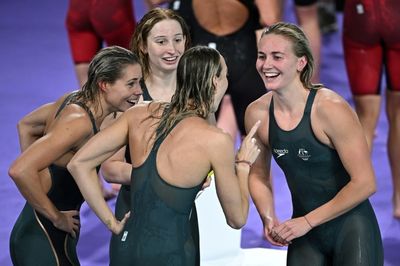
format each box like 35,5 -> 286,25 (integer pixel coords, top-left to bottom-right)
114,104 -> 209,265
128,103 -> 221,188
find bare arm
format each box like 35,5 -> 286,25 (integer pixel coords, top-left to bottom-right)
101,147 -> 132,185
68,112 -> 131,234
100,113 -> 132,185
17,103 -> 54,152
244,98 -> 285,246
308,93 -> 376,223
9,107 -> 90,237
211,121 -> 260,229
18,92 -> 71,152
275,91 -> 377,242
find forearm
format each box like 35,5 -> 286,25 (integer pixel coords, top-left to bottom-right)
17,122 -> 45,152
249,174 -> 276,226
70,166 -> 117,231
235,163 -> 251,228
305,180 -> 376,227
101,160 -> 132,185
10,169 -> 60,223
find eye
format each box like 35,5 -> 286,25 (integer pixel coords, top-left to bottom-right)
127,81 -> 137,88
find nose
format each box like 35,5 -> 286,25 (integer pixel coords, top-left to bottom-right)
262,56 -> 273,69
134,83 -> 143,95
165,41 -> 177,54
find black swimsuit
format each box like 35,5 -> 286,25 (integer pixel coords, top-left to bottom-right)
110,81 -> 201,265
269,89 -> 383,266
169,0 -> 266,135
110,118 -> 202,265
10,93 -> 98,266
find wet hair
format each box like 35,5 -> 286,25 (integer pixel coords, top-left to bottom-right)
130,8 -> 191,79
70,46 -> 140,115
261,22 -> 320,89
151,46 -> 222,144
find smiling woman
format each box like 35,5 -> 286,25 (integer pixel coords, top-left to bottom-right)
8,46 -> 142,266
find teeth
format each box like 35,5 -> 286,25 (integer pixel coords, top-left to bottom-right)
164,57 -> 177,61
127,99 -> 137,105
265,73 -> 279,78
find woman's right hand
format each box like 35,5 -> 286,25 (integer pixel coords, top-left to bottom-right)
236,120 -> 261,166
53,210 -> 80,238
263,216 -> 289,247
109,211 -> 131,235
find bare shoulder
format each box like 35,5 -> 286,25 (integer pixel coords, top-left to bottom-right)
245,92 -> 271,141
312,88 -> 360,144
124,101 -> 161,123
208,124 -> 233,145
181,118 -> 234,152
247,92 -> 272,112
52,103 -> 94,134
313,88 -> 355,121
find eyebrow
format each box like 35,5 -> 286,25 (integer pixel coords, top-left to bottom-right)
127,77 -> 141,82
152,33 -> 183,39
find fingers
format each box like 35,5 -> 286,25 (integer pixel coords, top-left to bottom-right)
69,210 -> 79,216
70,230 -> 76,239
245,120 -> 261,140
266,232 -> 287,247
119,211 -> 131,226
62,210 -> 81,238
269,229 -> 290,246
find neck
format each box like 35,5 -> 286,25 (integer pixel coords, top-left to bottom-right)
273,83 -> 309,114
146,70 -> 177,102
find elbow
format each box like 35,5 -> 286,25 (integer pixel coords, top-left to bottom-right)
227,217 -> 246,229
9,161 -> 25,183
17,118 -> 27,131
66,159 -> 79,177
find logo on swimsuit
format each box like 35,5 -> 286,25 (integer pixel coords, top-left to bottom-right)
121,231 -> 128,242
273,148 -> 288,158
297,148 -> 311,161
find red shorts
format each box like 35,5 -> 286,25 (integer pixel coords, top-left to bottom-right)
66,0 -> 135,63
342,0 -> 400,95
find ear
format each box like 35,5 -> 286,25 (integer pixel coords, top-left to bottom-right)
297,56 -> 307,72
140,43 -> 147,54
212,75 -> 218,89
98,81 -> 108,92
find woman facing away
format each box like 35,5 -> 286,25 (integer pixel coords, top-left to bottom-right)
8,46 -> 142,266
98,7 -> 207,265
68,46 -> 261,265
245,22 -> 383,265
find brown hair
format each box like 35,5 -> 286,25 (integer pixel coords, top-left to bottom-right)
130,8 -> 191,80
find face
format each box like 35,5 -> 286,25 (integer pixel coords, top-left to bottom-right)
104,63 -> 143,112
256,33 -> 306,91
145,19 -> 186,73
212,56 -> 228,112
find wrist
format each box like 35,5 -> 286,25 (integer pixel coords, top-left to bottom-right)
105,218 -> 114,231
235,159 -> 252,168
304,215 -> 313,229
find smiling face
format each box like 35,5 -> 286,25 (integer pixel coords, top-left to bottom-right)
145,19 -> 186,74
104,63 -> 143,112
256,33 -> 307,91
